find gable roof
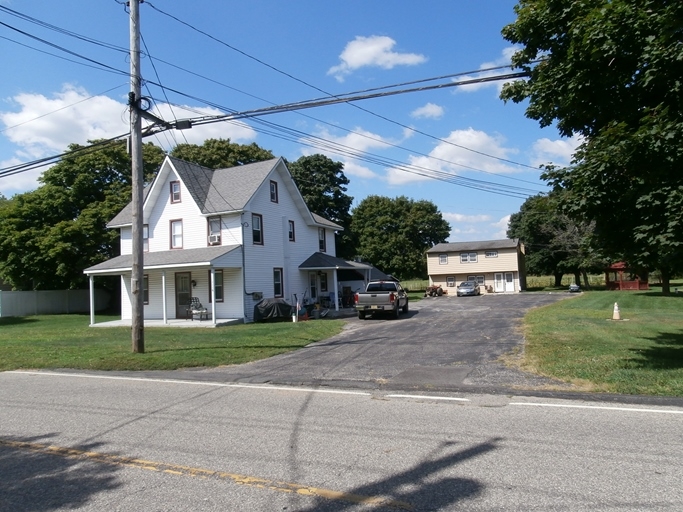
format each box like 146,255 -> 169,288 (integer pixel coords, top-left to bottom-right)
107,156 -> 340,229
426,239 -> 520,254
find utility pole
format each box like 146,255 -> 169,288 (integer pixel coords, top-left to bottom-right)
129,0 -> 144,353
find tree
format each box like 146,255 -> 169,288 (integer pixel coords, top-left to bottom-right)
501,0 -> 683,293
287,154 -> 355,259
351,196 -> 450,280
508,193 -> 604,287
0,140 -> 165,290
170,138 -> 274,169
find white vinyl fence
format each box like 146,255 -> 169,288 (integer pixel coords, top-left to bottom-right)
0,289 -> 110,317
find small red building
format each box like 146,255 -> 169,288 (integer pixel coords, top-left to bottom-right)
605,262 -> 649,291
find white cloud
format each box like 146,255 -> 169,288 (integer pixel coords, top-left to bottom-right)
328,35 -> 427,82
531,134 -> 582,168
491,215 -> 511,239
443,212 -> 492,223
456,47 -> 522,94
300,126 -> 397,180
0,85 -> 258,195
410,103 -> 444,120
385,128 -> 518,186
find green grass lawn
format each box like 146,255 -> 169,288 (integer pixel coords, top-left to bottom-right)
522,289 -> 683,396
0,314 -> 345,372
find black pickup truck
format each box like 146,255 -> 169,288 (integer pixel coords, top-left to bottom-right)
354,280 -> 409,319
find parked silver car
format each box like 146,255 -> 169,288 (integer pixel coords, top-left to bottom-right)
456,281 -> 481,297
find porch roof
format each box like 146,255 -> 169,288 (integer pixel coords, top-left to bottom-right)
298,252 -> 371,271
84,245 -> 241,275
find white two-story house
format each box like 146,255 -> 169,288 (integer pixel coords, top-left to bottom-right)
84,156 -> 361,325
426,239 -> 526,293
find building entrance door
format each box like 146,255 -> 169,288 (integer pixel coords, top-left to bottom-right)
175,272 -> 191,319
505,272 -> 515,292
494,273 -> 504,292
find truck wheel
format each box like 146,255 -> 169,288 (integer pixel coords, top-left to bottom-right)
402,300 -> 409,314
358,311 -> 366,320
393,305 -> 400,319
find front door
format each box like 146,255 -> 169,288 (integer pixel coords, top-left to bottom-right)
175,272 -> 192,319
494,273 -> 504,292
505,272 -> 515,292
308,272 -> 318,304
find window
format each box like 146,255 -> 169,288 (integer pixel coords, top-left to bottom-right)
460,252 -> 478,263
143,224 -> 149,252
142,274 -> 149,304
209,270 -> 223,302
208,217 -> 221,245
320,273 -> 328,292
439,254 -> 448,265
252,213 -> 263,244
468,275 -> 485,285
318,228 -> 326,252
270,180 -> 278,203
273,268 -> 283,297
170,181 -> 181,203
447,276 -> 455,287
170,220 -> 183,249
485,251 -> 498,258
288,220 -> 295,242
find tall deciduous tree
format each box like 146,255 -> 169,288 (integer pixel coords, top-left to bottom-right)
0,140 -> 165,290
501,0 -> 683,293
287,154 -> 355,259
170,138 -> 273,169
508,193 -> 604,287
351,196 -> 450,280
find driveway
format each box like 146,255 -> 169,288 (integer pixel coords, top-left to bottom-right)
136,293 -> 576,393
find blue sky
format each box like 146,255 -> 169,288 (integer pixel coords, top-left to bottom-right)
0,0 -> 579,241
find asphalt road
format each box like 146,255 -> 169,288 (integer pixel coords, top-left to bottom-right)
1,371 -> 681,511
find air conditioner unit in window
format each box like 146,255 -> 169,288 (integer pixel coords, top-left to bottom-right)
208,234 -> 221,245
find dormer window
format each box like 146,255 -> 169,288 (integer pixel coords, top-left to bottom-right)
170,181 -> 181,203
270,180 -> 278,203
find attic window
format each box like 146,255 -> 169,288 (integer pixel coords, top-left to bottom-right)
485,251 -> 498,258
170,181 -> 181,203
270,180 -> 278,203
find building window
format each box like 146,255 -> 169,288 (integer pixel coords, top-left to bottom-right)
252,213 -> 263,245
270,180 -> 278,203
447,276 -> 455,287
468,275 -> 485,285
288,220 -> 295,242
209,270 -> 223,302
208,217 -> 221,245
274,268 -> 283,297
318,228 -> 326,252
439,254 -> 448,265
143,224 -> 149,252
460,252 -> 477,263
485,251 -> 498,258
142,274 -> 149,304
170,181 -> 181,203
320,273 -> 328,292
170,219 -> 183,249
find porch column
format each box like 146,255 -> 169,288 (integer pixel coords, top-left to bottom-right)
88,275 -> 95,326
210,268 -> 216,325
333,268 -> 339,312
162,271 -> 167,324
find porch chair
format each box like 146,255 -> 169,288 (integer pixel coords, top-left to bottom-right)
186,297 -> 209,321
